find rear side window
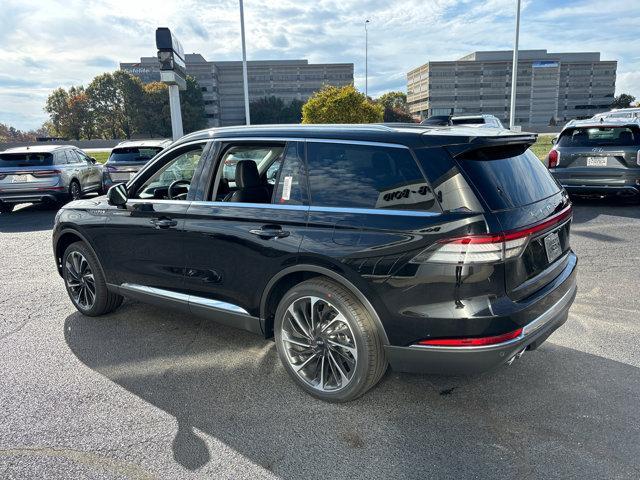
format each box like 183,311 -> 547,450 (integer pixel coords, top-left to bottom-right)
0,152 -> 53,167
274,143 -> 307,205
306,142 -> 439,212
457,148 -> 560,211
108,147 -> 163,163
557,127 -> 640,147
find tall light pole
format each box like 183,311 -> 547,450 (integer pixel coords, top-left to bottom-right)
239,0 -> 250,125
509,0 -> 521,130
365,19 -> 370,97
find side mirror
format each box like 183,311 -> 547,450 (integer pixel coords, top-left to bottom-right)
90,157 -> 97,164
107,183 -> 128,207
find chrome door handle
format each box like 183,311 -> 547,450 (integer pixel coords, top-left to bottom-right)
151,218 -> 178,229
249,227 -> 290,239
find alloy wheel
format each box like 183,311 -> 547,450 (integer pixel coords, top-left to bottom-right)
279,296 -> 358,392
70,182 -> 81,200
65,251 -> 96,310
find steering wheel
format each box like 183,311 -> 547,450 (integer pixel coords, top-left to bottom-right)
168,179 -> 190,200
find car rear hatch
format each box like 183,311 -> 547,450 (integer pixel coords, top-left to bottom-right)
554,125 -> 640,172
449,136 -> 572,301
106,147 -> 162,181
0,152 -> 61,192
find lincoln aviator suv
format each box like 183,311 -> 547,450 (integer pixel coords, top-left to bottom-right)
53,124 -> 577,402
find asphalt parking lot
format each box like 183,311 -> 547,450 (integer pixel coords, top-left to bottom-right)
1,200 -> 639,479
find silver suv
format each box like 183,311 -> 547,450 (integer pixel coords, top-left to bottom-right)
0,145 -> 102,213
547,118 -> 640,200
103,139 -> 171,188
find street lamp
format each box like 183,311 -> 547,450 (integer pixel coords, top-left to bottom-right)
509,0 -> 521,130
239,0 -> 250,125
365,19 -> 370,97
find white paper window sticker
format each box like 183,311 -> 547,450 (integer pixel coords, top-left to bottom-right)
281,176 -> 293,201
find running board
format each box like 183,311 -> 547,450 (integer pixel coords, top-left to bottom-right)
115,283 -> 262,335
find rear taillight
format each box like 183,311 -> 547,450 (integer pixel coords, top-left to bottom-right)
412,205 -> 572,265
106,165 -> 118,172
417,328 -> 523,347
31,170 -> 61,178
548,149 -> 559,168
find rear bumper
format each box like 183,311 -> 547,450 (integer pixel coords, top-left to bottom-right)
0,189 -> 67,204
551,169 -> 640,197
385,271 -> 577,375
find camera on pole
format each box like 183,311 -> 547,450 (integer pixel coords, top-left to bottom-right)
156,27 -> 186,140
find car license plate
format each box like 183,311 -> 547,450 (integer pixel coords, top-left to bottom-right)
543,231 -> 562,263
586,156 -> 607,167
111,173 -> 131,181
11,174 -> 29,183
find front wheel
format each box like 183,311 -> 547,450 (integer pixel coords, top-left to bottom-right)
69,180 -> 81,202
62,242 -> 123,316
274,278 -> 387,402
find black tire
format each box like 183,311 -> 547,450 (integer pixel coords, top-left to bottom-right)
274,278 -> 387,402
62,241 -> 123,316
0,203 -> 14,213
69,180 -> 81,202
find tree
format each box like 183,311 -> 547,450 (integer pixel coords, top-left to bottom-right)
376,91 -> 415,123
139,82 -> 171,137
302,85 -> 383,124
611,93 -> 636,109
180,76 -> 207,134
44,86 -> 93,139
250,96 -> 304,124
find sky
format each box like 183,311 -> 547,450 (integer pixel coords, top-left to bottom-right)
1,0 -> 639,131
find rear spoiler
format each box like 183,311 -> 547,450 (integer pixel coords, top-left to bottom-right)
446,133 -> 538,158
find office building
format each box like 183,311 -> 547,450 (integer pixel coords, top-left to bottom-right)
407,50 -> 617,129
121,56 -> 354,127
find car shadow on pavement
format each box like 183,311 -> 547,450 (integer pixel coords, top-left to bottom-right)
63,303 -> 640,479
0,203 -> 59,233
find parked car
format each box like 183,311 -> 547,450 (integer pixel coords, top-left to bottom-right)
0,145 -> 102,213
591,107 -> 640,121
547,118 -> 640,200
421,114 -> 504,128
53,124 -> 577,401
103,139 -> 171,188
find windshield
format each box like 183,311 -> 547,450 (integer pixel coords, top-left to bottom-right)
557,127 -> 640,147
0,152 -> 54,168
108,147 -> 163,163
457,148 -> 561,211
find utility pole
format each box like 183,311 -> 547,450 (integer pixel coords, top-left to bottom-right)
509,0 -> 521,130
239,0 -> 250,125
365,19 -> 370,97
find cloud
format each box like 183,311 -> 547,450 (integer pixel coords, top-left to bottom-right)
0,0 -> 638,130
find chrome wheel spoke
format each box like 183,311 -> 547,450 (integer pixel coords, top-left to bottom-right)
65,251 -> 96,310
280,295 -> 357,392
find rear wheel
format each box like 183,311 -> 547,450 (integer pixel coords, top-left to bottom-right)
274,278 -> 387,402
0,203 -> 14,213
63,242 -> 123,316
69,180 -> 81,202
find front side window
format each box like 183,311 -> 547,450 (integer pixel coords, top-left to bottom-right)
211,144 -> 284,202
135,145 -> 204,200
306,142 -> 437,211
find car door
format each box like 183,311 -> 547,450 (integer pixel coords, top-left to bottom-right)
87,141 -> 212,296
74,149 -> 102,191
181,140 -> 309,331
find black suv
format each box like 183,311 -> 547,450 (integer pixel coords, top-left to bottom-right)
53,124 -> 577,402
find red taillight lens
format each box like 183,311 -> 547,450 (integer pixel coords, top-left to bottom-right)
548,149 -> 559,169
417,328 -> 523,347
411,205 -> 572,265
31,170 -> 61,178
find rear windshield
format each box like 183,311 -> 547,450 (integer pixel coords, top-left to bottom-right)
108,147 -> 162,163
451,117 -> 484,125
457,148 -> 560,211
0,152 -> 53,168
557,127 -> 640,147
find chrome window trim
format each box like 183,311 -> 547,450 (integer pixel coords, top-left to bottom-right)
189,201 -> 438,217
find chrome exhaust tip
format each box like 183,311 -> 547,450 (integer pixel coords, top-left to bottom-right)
507,347 -> 527,365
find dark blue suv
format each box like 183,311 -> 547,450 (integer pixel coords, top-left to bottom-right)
53,124 -> 577,402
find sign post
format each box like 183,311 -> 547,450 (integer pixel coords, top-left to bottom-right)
156,27 -> 186,140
